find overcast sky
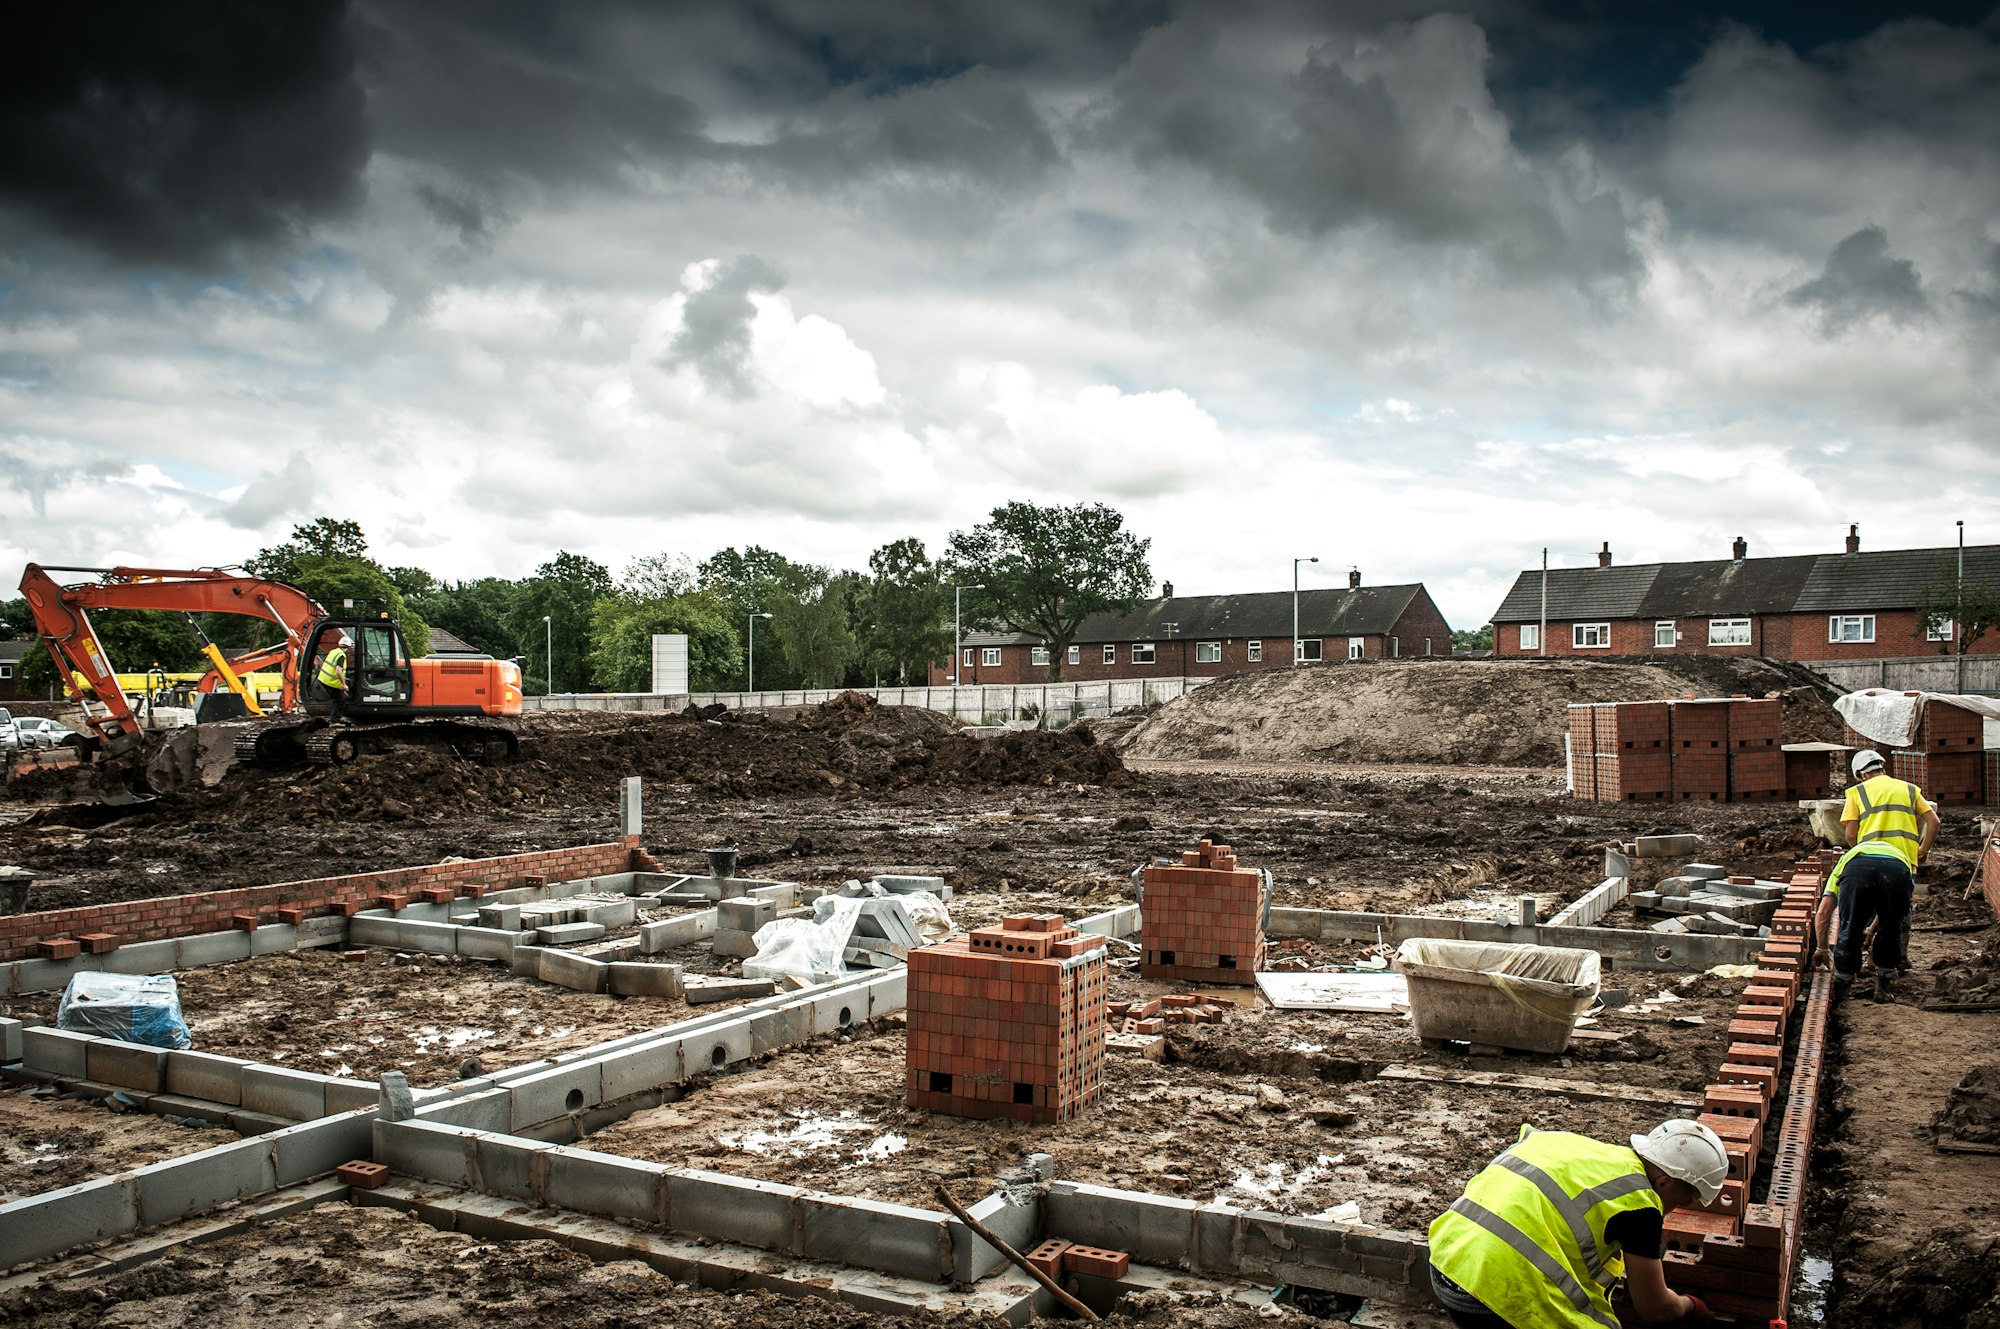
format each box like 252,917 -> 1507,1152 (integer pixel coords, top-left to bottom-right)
4,0 -> 1998,631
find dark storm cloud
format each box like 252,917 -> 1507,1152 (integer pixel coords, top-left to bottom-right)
415,178 -> 511,254
1786,226 -> 1929,332
665,255 -> 787,398
0,0 -> 370,266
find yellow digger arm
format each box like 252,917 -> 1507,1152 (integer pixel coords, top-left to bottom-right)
201,642 -> 266,717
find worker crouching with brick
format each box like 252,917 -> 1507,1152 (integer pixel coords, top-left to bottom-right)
1427,1120 -> 1729,1328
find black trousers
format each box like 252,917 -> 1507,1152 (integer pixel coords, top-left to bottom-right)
1832,853 -> 1914,979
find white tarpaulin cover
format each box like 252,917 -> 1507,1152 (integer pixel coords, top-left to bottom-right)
1834,690 -> 2000,750
1254,971 -> 1409,1012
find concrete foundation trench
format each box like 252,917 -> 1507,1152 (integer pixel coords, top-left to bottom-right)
1,780 -> 1995,1328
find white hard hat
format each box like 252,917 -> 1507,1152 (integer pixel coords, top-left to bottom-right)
1851,748 -> 1885,777
338,635 -> 353,648
1631,1120 -> 1729,1206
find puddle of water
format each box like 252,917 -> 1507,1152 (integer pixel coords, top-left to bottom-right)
1790,1254 -> 1833,1325
896,824 -> 956,836
1228,1153 -> 1346,1204
1289,1042 -> 1327,1053
410,1026 -> 496,1053
719,1110 -> 907,1165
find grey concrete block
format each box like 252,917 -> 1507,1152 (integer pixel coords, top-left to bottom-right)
86,1039 -> 169,1092
799,1193 -> 951,1281
620,776 -> 643,836
476,903 -> 522,930
1191,1201 -> 1242,1275
590,871 -> 642,895
507,1062 -> 604,1131
1264,907 -> 1323,939
470,1134 -> 555,1203
0,1175 -> 140,1268
376,1119 -> 479,1187
748,1002 -> 810,1055
608,961 -> 682,998
865,970 -> 907,1017
134,1135 -> 277,1226
249,923 -> 300,956
717,898 -> 777,931
510,944 -> 544,977
391,901 -> 454,923
537,921 -> 608,946
544,1146 -> 664,1225
1,1017 -> 24,1065
684,976 -> 775,1005
146,1093 -> 232,1126
1684,863 -> 1726,880
690,1021 -> 754,1072
536,948 -> 609,993
0,963 -> 15,998
810,992 -> 863,1035
23,1025 -> 95,1077
548,877 -> 595,899
599,1038 -> 686,1101
242,1065 -> 328,1120
1044,1181 -> 1197,1266
578,898 -> 637,928
324,1077 -> 378,1115
296,915 -> 349,947
952,1191 -> 1037,1282
872,874 -> 946,895
226,1109 -> 294,1134
665,1169 -> 803,1251
639,910 -> 718,952
175,931 -> 253,968
392,919 -> 461,954
419,1086 -> 513,1133
710,928 -> 760,959
345,915 -> 401,948
456,926 -> 530,962
271,1110 -> 374,1184
98,938 -> 180,977
14,956 -> 88,994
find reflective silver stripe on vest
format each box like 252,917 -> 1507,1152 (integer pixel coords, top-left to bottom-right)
1447,1197 -> 1621,1329
1853,778 -> 1919,845
1495,1152 -> 1650,1286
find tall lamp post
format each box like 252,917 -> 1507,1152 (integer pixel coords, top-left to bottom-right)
1292,557 -> 1318,665
543,616 -> 553,695
747,612 -> 772,694
953,583 -> 986,720
1956,520 -> 1966,695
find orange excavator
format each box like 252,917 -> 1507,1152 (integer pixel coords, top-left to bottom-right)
18,564 -> 523,801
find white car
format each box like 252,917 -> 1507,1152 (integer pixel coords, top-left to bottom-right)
6,717 -> 76,750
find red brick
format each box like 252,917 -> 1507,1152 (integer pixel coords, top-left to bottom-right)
1025,1238 -> 1071,1279
75,932 -> 120,954
1062,1245 -> 1131,1279
33,938 -> 81,960
336,1160 -> 390,1189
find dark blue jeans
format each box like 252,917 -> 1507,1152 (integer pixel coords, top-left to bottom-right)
1832,853 -> 1914,979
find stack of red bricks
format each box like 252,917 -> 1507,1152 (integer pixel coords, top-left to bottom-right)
905,913 -> 1109,1123
1024,1238 -> 1131,1282
1568,698 -> 1784,803
1139,840 -> 1265,985
1648,852 -> 1833,1323
1107,995 -> 1228,1030
1844,698 -> 1993,805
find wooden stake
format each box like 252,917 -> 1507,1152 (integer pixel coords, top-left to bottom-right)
931,1181 -> 1101,1322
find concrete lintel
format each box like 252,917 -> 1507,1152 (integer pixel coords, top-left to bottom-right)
1545,876 -> 1631,929
167,1048 -> 251,1107
241,1065 -> 328,1121
1266,908 -> 1762,970
638,910 -> 719,953
0,1174 -> 140,1269
1073,903 -> 1141,939
132,1135 -> 277,1227
1044,1181 -> 1199,1267
665,1169 -> 804,1251
535,948 -> 609,994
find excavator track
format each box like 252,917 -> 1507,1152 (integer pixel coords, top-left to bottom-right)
238,718 -> 519,770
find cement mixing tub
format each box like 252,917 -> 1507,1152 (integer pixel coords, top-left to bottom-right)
1394,939 -> 1601,1054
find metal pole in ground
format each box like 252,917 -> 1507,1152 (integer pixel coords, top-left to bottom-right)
747,612 -> 771,695
1956,519 -> 1965,695
1293,555 -> 1318,664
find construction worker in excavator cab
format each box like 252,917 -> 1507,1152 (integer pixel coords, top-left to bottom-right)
1812,749 -> 1939,1001
317,634 -> 353,723
1428,1119 -> 1728,1328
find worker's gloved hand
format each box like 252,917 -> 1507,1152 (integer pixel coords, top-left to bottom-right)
1812,948 -> 1832,970
1682,1293 -> 1716,1321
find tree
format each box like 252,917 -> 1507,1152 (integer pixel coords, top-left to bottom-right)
289,555 -> 430,659
944,501 -> 1152,681
1452,626 -> 1494,654
247,518 -> 370,582
409,577 -> 521,660
1914,560 -> 2000,657
588,588 -> 740,693
0,596 -> 30,639
697,546 -> 858,690
510,552 -> 613,693
859,538 -> 950,686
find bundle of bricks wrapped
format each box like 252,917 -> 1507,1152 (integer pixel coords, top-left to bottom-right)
1629,849 -> 1836,1324
1842,697 -> 1994,806
1568,698 -> 1788,803
904,913 -> 1108,1123
1138,839 -> 1265,984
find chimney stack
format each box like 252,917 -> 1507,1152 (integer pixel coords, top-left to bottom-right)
1732,536 -> 1747,561
1348,567 -> 1361,589
1161,580 -> 1173,598
1597,542 -> 1612,568
1845,524 -> 1860,555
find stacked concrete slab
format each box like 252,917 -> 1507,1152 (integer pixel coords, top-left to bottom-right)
905,914 -> 1108,1123
1138,839 -> 1266,984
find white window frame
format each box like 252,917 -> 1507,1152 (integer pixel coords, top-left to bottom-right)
1928,619 -> 1955,642
1247,640 -> 1262,662
1067,645 -> 1080,665
1424,638 -> 1433,656
1130,642 -> 1156,664
1030,646 -> 1050,667
1195,641 -> 1221,664
962,647 -> 975,666
1297,639 -> 1322,662
1102,644 -> 1116,664
1348,637 -> 1366,660
981,647 -> 1002,667
1829,614 -> 1875,644
1573,623 -> 1611,648
1519,624 -> 1540,651
1390,636 -> 1400,658
0,664 -> 11,680
1707,618 -> 1751,646
1654,620 -> 1677,648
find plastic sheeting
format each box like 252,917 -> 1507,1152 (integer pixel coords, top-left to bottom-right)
57,972 -> 193,1050
1395,939 -> 1600,1052
741,890 -> 956,986
1835,689 -> 2000,750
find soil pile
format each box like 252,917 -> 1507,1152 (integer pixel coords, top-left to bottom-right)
1934,1062 -> 2000,1145
1109,658 -> 1845,767
1932,925 -> 2000,1003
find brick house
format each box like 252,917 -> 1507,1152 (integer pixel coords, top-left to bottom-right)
931,572 -> 1453,685
1489,528 -> 2000,663
0,640 -> 29,702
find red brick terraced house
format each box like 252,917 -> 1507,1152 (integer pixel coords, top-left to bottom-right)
0,640 -> 29,702
931,573 -> 1452,685
1489,528 -> 2000,663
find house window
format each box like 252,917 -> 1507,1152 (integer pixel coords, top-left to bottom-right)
1247,640 -> 1262,662
962,648 -> 975,667
1068,645 -> 1080,665
1573,623 -> 1611,648
1196,641 -> 1221,664
1655,621 -> 1677,648
1102,645 -> 1116,664
1131,643 -> 1156,664
1519,625 -> 1540,651
1708,618 -> 1751,646
1829,615 -> 1875,643
0,664 -> 11,680
1031,646 -> 1050,667
1928,619 -> 1955,642
1297,639 -> 1322,661
980,647 -> 1001,667
1348,637 -> 1366,660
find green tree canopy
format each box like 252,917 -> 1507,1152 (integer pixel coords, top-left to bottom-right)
409,577 -> 521,661
247,517 -> 369,582
290,554 -> 430,659
0,596 -> 31,639
510,552 -> 613,693
588,587 -> 740,693
858,538 -> 950,687
698,546 -> 859,690
1451,626 -> 1494,654
944,501 -> 1152,681
1915,559 -> 2000,656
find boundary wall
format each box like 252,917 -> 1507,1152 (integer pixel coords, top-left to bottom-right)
527,677 -> 1215,724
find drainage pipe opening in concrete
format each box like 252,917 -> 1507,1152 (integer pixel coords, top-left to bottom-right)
565,1089 -> 585,1112
838,1006 -> 852,1027
711,1044 -> 727,1068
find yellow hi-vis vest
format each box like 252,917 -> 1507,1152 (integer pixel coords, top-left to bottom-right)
1843,772 -> 1925,868
317,646 -> 348,690
1428,1128 -> 1663,1329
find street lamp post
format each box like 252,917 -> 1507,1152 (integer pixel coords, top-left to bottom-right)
1956,520 -> 1966,695
1292,557 -> 1319,665
543,616 -> 553,695
747,612 -> 772,694
953,583 -> 986,721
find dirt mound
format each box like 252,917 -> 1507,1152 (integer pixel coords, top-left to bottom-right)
1934,1062 -> 2000,1145
1111,658 -> 1845,767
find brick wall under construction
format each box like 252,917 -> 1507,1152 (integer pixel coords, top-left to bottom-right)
905,913 -> 1108,1123
1138,839 -> 1265,985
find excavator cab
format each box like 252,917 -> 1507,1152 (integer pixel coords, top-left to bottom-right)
302,617 -> 414,717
